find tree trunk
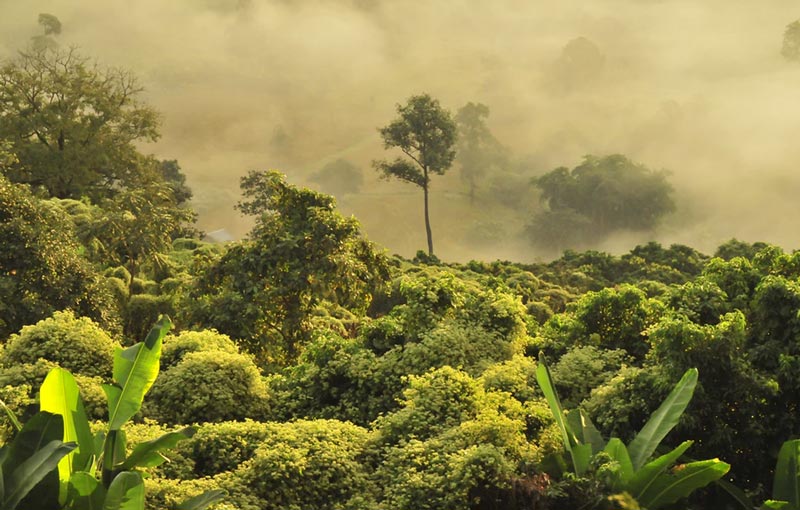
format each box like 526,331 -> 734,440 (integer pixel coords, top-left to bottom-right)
423,168 -> 434,256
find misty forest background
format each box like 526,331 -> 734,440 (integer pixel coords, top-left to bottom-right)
3,0 -> 800,260
5,1 -> 800,510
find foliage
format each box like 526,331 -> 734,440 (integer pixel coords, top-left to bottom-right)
536,354 -> 729,509
86,184 -> 196,287
783,20 -> 800,62
146,350 -> 267,425
0,317 -> 222,510
530,155 -> 674,250
230,419 -> 375,510
158,160 -> 193,205
714,238 -> 769,261
1,311 -> 117,378
375,366 -> 485,444
189,170 -> 389,366
125,293 -> 178,342
373,93 -> 457,255
160,330 -> 240,371
372,367 -> 541,510
267,268 -> 530,425
550,346 -> 631,407
0,48 -> 160,200
0,175 -> 120,339
0,411 -> 76,510
155,420 -> 272,480
539,284 -> 661,361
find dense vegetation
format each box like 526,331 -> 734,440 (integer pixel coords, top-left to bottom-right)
4,36 -> 800,510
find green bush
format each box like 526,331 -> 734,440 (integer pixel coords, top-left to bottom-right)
375,397 -> 541,510
375,366 -> 484,444
145,476 -> 235,510
550,345 -> 631,407
156,420 -> 272,480
540,284 -> 661,361
161,329 -> 240,370
147,351 -> 268,424
232,419 -> 375,510
0,383 -> 32,442
0,359 -> 108,423
265,333 -> 379,425
125,293 -> 177,342
480,355 -> 539,403
1,310 -> 117,378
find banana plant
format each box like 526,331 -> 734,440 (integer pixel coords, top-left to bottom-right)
535,352 -> 730,509
37,316 -> 225,510
723,439 -> 800,510
0,411 -> 76,510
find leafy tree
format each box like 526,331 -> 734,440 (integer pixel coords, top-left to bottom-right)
189,170 -> 389,366
714,238 -> 769,261
551,37 -> 605,92
454,102 -> 506,203
782,20 -> 800,61
157,159 -> 193,205
309,158 -> 363,197
87,184 -> 195,290
0,47 -> 160,199
0,175 -> 119,339
32,13 -> 62,51
530,155 -> 674,249
373,94 -> 457,256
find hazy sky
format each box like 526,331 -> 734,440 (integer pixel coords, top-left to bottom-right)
2,0 -> 799,260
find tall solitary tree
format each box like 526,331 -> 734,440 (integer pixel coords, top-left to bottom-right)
373,94 -> 456,256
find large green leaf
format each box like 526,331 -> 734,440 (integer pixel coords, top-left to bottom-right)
3,412 -> 69,510
628,440 -> 693,498
536,353 -> 580,468
637,458 -> 730,510
3,439 -> 76,510
566,409 -> 605,454
40,367 -> 95,496
773,439 -> 800,507
4,411 -> 64,464
176,490 -> 227,510
572,443 -> 593,476
106,316 -> 171,431
102,472 -> 144,510
628,368 -> 698,470
119,427 -> 195,470
604,438 -> 634,489
67,472 -> 105,510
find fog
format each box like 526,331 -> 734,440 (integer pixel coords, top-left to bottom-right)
2,0 -> 799,261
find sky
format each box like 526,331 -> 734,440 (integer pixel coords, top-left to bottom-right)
1,0 -> 799,261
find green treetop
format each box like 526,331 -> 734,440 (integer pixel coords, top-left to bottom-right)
373,94 -> 457,256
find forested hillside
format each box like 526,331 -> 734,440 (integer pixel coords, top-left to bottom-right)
4,8 -> 800,510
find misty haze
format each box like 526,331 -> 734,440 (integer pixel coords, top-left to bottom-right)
3,0 -> 798,261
